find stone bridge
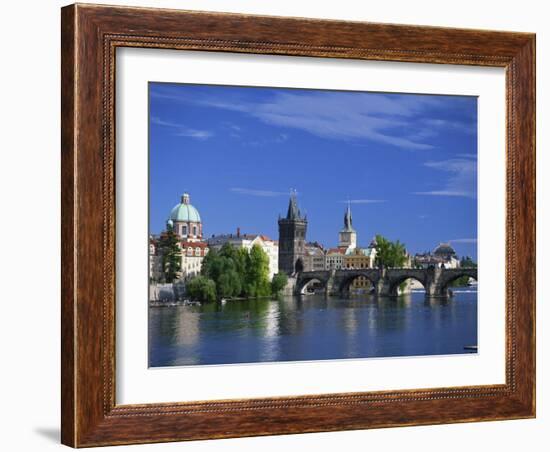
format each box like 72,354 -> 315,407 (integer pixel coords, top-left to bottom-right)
294,267 -> 477,298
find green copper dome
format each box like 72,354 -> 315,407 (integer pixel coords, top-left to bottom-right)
169,193 -> 201,223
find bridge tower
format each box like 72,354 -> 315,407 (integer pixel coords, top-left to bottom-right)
278,190 -> 307,275
339,201 -> 357,250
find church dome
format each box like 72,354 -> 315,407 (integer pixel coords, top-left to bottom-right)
433,242 -> 456,256
169,193 -> 201,222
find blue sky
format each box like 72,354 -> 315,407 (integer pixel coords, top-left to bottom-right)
149,82 -> 478,259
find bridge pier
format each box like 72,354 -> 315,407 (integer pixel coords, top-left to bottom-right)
376,271 -> 392,297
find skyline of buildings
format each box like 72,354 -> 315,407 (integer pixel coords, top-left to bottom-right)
149,191 -> 467,284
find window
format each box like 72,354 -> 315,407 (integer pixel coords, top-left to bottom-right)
182,225 -> 187,235
193,226 -> 197,236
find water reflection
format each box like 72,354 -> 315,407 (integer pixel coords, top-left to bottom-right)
148,289 -> 477,367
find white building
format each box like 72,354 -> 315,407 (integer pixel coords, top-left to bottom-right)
325,247 -> 346,270
207,230 -> 279,280
149,236 -> 162,281
414,243 -> 460,269
179,241 -> 209,278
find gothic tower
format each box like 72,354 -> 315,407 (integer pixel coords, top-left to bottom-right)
278,191 -> 307,275
338,202 -> 357,250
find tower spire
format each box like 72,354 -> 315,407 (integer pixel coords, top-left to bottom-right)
339,198 -> 357,249
344,200 -> 353,231
286,188 -> 301,220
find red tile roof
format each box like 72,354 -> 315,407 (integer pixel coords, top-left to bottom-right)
181,241 -> 208,248
327,247 -> 346,254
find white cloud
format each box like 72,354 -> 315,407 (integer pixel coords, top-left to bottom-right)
422,118 -> 476,135
202,92 -> 436,150
340,199 -> 386,204
151,116 -> 213,140
150,87 -> 474,150
414,158 -> 477,198
449,238 -> 477,244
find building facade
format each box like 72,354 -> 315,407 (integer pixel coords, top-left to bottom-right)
343,240 -> 378,291
179,240 -> 209,278
149,236 -> 162,281
304,242 -> 326,272
325,248 -> 346,270
344,247 -> 375,270
278,191 -> 308,275
414,242 -> 460,269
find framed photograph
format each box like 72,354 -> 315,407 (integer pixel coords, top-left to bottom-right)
61,3 -> 535,447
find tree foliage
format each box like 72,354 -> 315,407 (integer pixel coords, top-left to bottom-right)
450,256 -> 478,286
158,224 -> 181,283
244,244 -> 271,298
460,256 -> 477,268
186,275 -> 217,303
374,234 -> 407,268
193,243 -> 274,302
271,272 -> 288,295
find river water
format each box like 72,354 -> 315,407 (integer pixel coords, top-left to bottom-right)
148,288 -> 477,367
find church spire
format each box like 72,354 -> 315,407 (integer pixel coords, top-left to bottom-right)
344,201 -> 353,231
339,200 -> 357,249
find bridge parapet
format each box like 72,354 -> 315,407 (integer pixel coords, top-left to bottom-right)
293,267 -> 478,298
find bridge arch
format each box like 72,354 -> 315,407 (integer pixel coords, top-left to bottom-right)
295,272 -> 329,295
337,271 -> 379,296
387,274 -> 427,297
437,269 -> 478,297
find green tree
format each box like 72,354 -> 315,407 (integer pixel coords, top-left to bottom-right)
244,244 -> 271,298
158,224 -> 181,283
200,247 -> 218,278
215,260 -> 242,298
186,275 -> 217,303
374,234 -> 407,268
201,244 -> 243,298
200,243 -> 272,300
460,256 -> 477,268
271,272 -> 288,295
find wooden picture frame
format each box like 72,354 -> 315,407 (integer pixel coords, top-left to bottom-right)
61,3 -> 535,447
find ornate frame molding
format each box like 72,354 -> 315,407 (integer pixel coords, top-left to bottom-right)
61,4 -> 535,447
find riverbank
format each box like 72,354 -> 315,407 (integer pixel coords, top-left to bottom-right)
149,294 -> 276,307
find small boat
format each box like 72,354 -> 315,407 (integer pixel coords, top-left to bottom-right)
183,300 -> 201,306
464,345 -> 478,351
220,298 -> 227,304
